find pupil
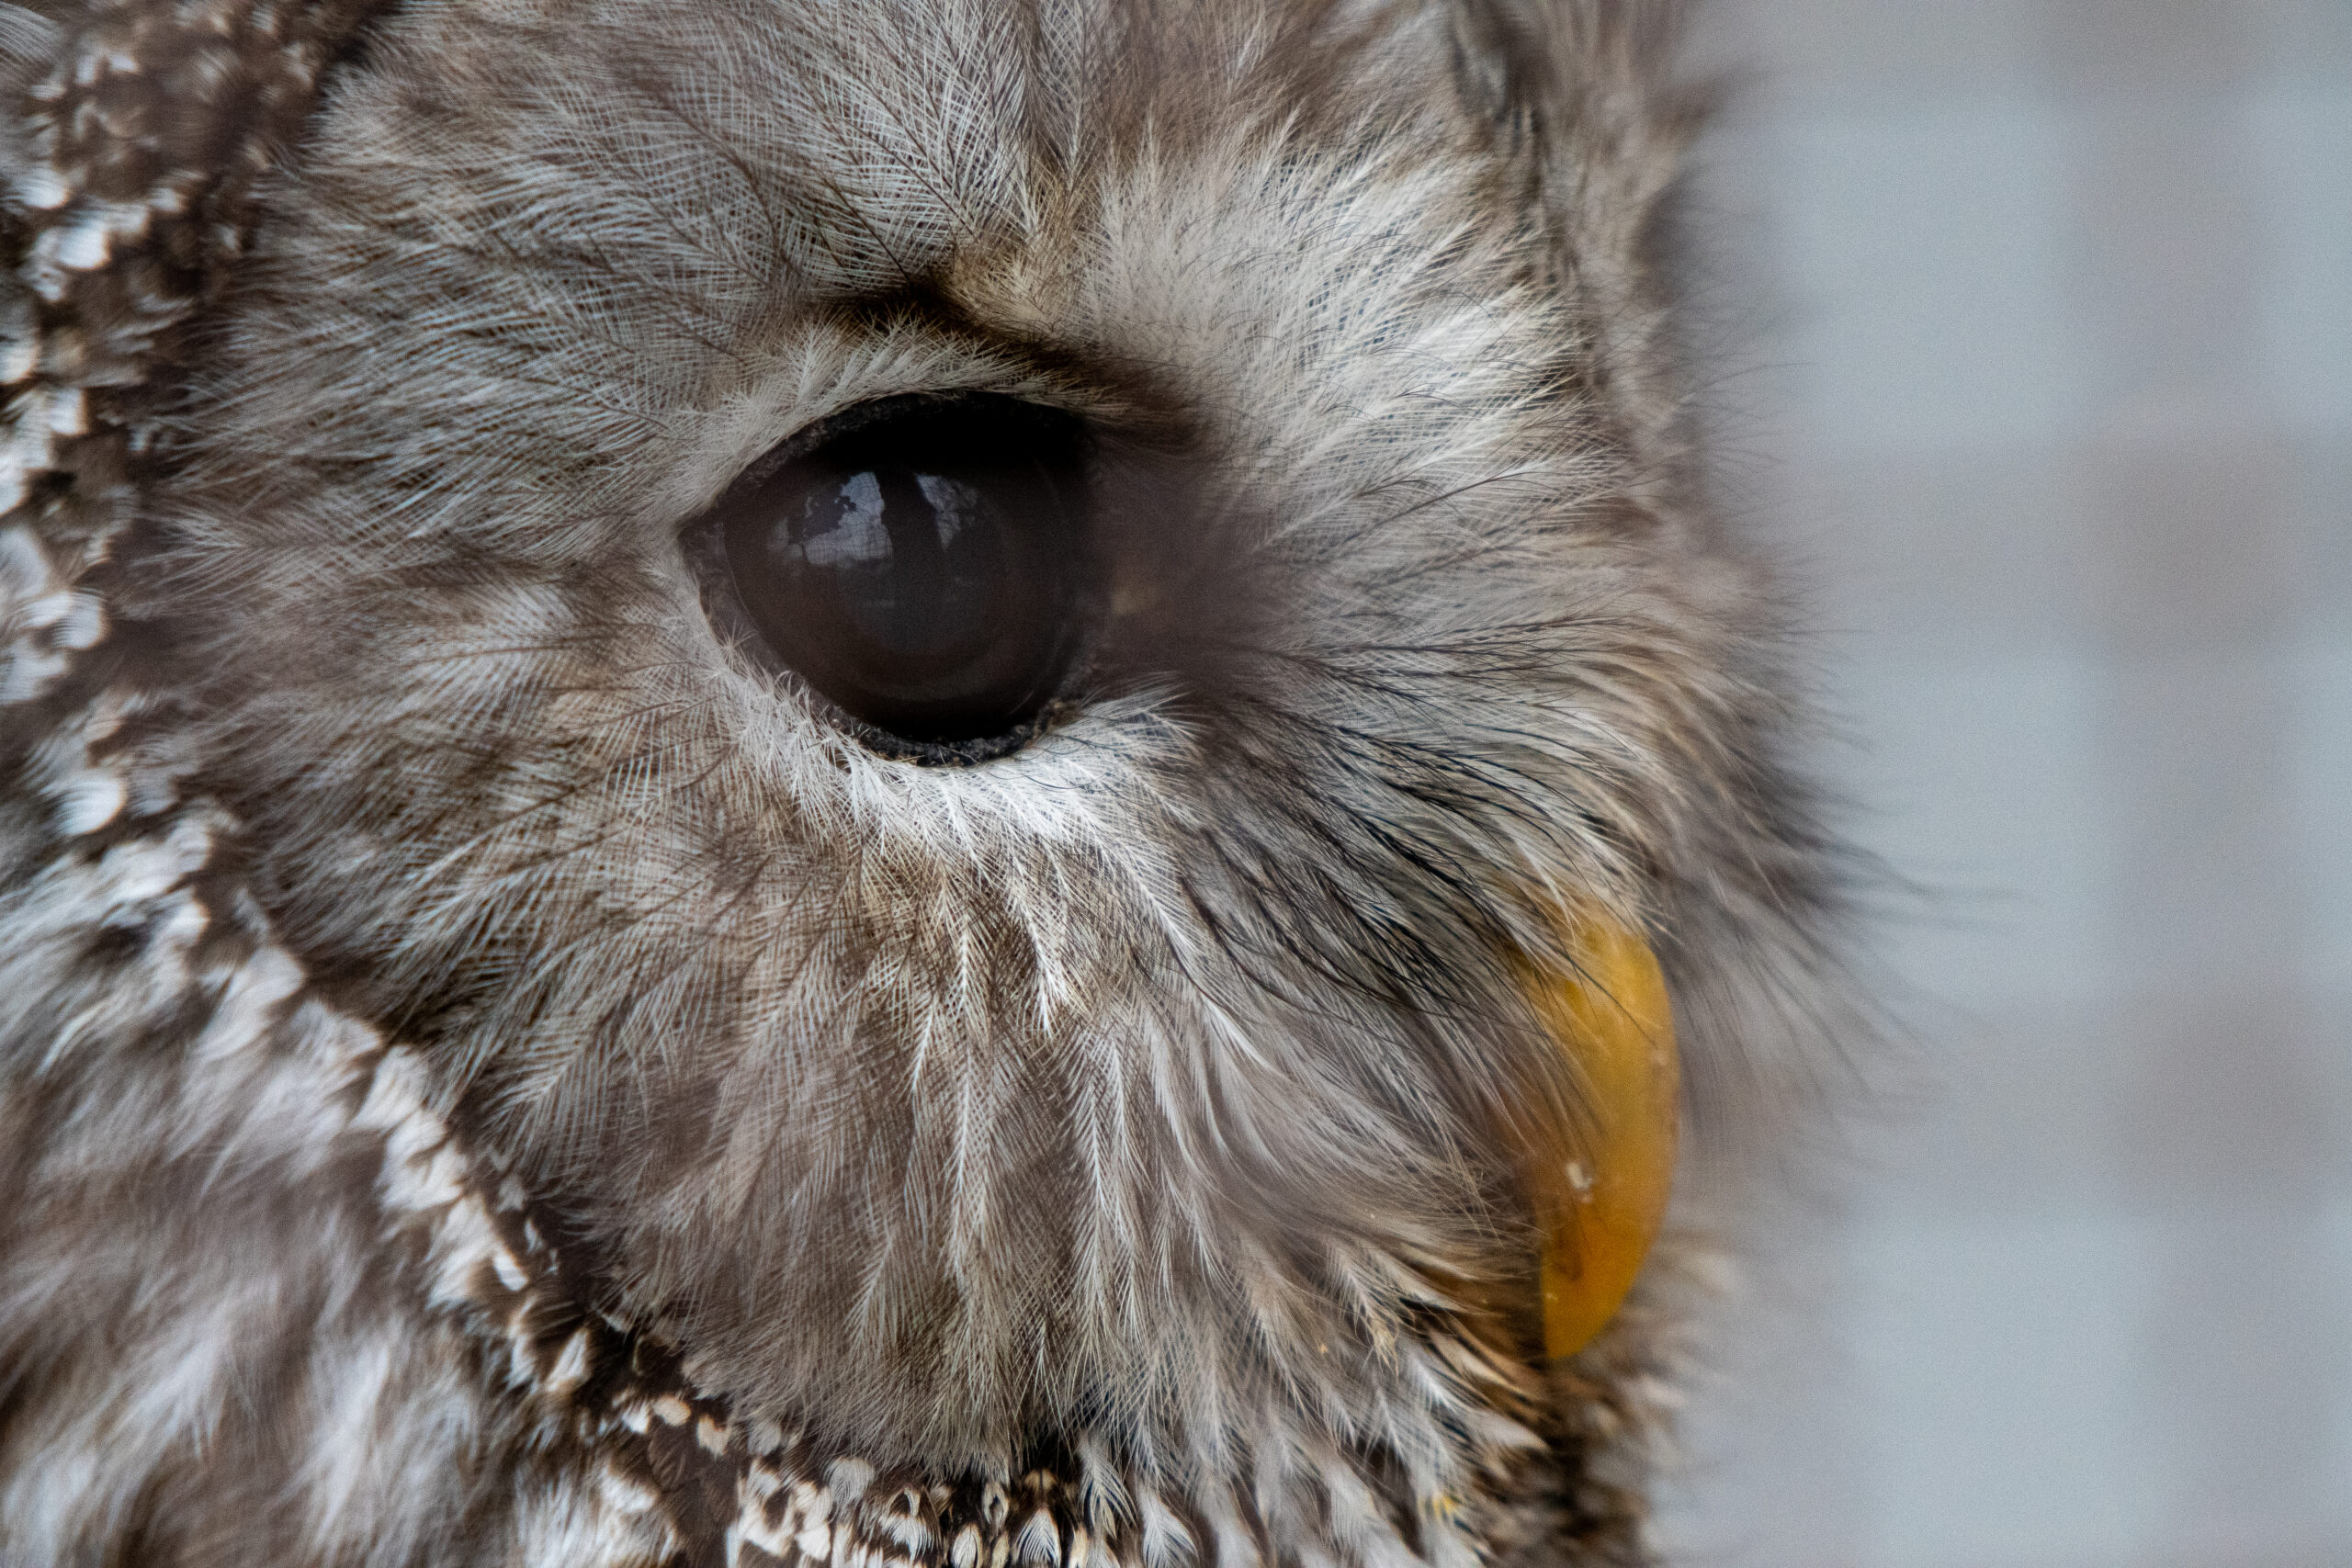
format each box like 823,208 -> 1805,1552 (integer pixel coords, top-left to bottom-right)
712,394 -> 1088,752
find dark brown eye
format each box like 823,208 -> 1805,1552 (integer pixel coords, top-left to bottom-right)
700,393 -> 1091,757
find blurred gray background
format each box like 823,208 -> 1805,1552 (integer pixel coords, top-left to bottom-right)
1664,3 -> 2351,1564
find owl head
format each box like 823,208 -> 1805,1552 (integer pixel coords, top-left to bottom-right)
0,0 -> 1856,1562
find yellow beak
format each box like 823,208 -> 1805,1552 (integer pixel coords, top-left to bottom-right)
1521,916 -> 1679,1359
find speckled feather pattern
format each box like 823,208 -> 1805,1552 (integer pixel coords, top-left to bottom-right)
0,3 -> 1853,1564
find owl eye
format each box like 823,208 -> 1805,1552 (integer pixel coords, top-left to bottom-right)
701,394 -> 1092,757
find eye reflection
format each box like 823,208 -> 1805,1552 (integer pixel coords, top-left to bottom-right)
777,469 -> 1004,671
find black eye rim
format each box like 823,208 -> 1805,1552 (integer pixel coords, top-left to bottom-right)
683,389 -> 1100,768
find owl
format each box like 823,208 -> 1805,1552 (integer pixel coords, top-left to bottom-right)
0,0 -> 1855,1564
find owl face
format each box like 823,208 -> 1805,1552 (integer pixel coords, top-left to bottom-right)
131,0 -> 1785,1463
2,0 -> 1848,1553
